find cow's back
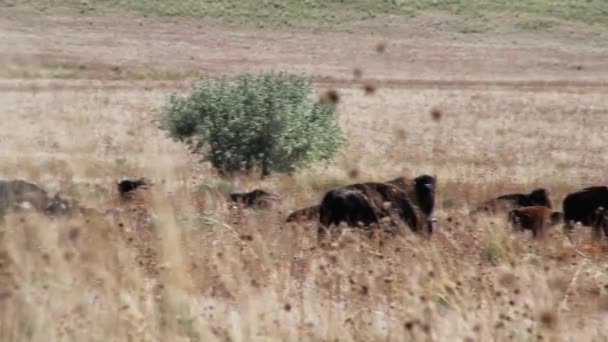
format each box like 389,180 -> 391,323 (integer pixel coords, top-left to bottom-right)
563,186 -> 608,225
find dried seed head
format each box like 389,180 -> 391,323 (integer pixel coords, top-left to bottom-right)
498,272 -> 517,288
64,252 -> 74,261
376,42 -> 387,53
404,321 -> 415,330
240,234 -> 254,241
360,285 -> 369,296
539,310 -> 557,329
363,83 -> 377,95
68,227 -> 80,242
430,108 -> 443,121
395,128 -> 407,140
320,89 -> 340,105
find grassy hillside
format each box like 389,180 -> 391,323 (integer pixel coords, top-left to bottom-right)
9,0 -> 608,28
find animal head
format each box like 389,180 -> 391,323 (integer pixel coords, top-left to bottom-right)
414,174 -> 436,192
117,177 -> 152,196
413,174 -> 437,216
529,188 -> 551,208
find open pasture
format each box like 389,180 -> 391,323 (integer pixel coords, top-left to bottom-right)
1,3 -> 608,341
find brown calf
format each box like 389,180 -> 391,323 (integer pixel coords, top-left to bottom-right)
508,206 -> 563,239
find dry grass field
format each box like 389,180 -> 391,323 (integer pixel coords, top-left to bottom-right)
1,3 -> 608,341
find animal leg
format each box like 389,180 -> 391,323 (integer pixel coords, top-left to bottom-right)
532,217 -> 545,239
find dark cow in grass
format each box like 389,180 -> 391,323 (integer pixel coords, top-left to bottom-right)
117,177 -> 152,197
508,206 -> 563,239
318,188 -> 379,231
385,174 -> 437,230
470,188 -> 552,217
0,179 -> 71,219
229,189 -> 281,210
318,179 -> 433,240
562,186 -> 608,239
286,174 -> 437,227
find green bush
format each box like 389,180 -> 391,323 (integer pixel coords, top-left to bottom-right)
160,71 -> 346,177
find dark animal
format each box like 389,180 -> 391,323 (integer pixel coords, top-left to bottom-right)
562,186 -> 608,239
590,208 -> 608,240
471,188 -> 552,216
229,189 -> 280,209
286,205 -> 320,223
318,181 -> 427,240
508,206 -> 562,239
318,189 -> 379,233
0,179 -> 71,218
386,174 -> 437,232
286,174 -> 437,228
117,177 -> 151,197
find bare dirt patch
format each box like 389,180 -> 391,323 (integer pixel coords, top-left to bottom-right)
1,7 -> 607,82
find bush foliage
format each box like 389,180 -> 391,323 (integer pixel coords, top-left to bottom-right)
160,71 -> 346,177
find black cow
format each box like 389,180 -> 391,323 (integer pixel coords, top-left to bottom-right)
286,174 -> 437,228
229,189 -> 280,209
386,174 -> 437,231
470,188 -> 552,217
563,186 -> 608,239
0,179 -> 71,218
117,177 -> 152,197
318,189 -> 379,233
318,181 -> 428,241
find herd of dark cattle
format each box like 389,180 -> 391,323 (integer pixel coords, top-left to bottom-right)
234,175 -> 608,242
3,174 -> 608,243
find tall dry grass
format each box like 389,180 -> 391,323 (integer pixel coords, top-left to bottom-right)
2,7 -> 608,338
1,78 -> 608,341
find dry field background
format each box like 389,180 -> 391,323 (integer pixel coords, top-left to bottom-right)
1,3 -> 608,342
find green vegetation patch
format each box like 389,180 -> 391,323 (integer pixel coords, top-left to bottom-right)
159,71 -> 346,178
10,0 -> 608,28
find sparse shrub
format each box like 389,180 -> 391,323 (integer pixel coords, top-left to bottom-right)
160,71 -> 346,178
442,197 -> 456,209
198,179 -> 235,196
523,252 -> 542,266
481,230 -> 506,265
